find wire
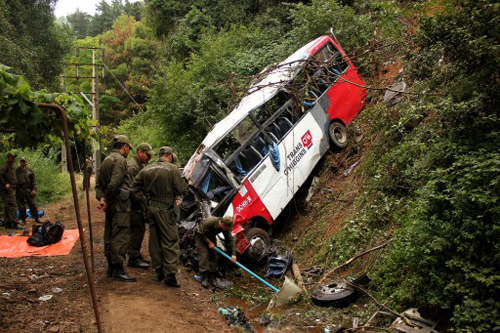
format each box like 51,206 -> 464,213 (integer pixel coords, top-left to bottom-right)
99,59 -> 146,113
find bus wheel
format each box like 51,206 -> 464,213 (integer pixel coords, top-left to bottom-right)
244,228 -> 271,262
329,121 -> 348,149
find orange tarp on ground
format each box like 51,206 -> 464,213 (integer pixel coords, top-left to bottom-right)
0,229 -> 81,258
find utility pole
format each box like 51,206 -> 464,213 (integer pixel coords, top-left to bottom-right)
91,47 -> 101,177
61,46 -> 104,177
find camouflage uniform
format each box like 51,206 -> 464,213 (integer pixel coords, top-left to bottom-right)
96,148 -> 130,266
132,158 -> 186,278
0,161 -> 18,228
16,166 -> 39,221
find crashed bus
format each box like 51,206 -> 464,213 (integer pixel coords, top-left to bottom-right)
182,35 -> 366,261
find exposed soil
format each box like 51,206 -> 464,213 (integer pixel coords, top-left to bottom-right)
0,183 -> 230,333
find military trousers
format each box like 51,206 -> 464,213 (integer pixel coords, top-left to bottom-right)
147,206 -> 179,276
16,188 -> 38,221
195,233 -> 218,273
1,189 -> 17,226
104,198 -> 130,265
128,208 -> 146,259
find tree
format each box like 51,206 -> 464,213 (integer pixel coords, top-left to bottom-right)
67,9 -> 92,39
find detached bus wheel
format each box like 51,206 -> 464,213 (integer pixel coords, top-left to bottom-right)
329,121 -> 348,149
244,228 -> 271,262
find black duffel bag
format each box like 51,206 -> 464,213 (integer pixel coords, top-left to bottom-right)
27,221 -> 65,247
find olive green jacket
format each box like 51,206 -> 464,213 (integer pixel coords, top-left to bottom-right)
16,167 -> 37,190
0,163 -> 17,188
196,216 -> 236,255
132,159 -> 186,205
96,149 -> 128,202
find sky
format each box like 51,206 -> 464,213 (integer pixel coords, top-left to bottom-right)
54,0 -> 141,18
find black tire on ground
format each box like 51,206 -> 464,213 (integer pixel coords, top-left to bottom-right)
310,281 -> 357,307
243,227 -> 271,263
328,121 -> 348,150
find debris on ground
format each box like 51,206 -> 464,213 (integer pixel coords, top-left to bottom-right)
264,252 -> 292,279
52,287 -> 63,294
306,177 -> 321,202
343,160 -> 360,177
383,81 -> 407,105
38,295 -> 53,302
218,306 -> 254,332
390,308 -> 438,333
311,279 -> 357,308
267,276 -> 303,310
302,265 -> 324,277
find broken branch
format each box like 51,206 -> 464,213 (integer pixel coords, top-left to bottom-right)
318,239 -> 392,284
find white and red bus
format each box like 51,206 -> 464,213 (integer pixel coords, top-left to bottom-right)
182,35 -> 366,260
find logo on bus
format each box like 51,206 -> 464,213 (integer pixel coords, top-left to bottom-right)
284,130 -> 313,176
301,130 -> 313,149
236,195 -> 252,213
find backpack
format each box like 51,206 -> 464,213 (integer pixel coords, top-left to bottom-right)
27,220 -> 65,247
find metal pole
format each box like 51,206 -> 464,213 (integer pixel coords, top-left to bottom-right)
82,143 -> 95,277
38,103 -> 102,333
92,48 -> 101,180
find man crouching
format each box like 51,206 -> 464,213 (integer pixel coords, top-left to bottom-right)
195,216 -> 236,289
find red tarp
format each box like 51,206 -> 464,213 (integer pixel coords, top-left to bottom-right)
0,229 -> 81,258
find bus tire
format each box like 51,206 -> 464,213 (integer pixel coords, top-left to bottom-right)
329,121 -> 348,150
244,228 -> 271,262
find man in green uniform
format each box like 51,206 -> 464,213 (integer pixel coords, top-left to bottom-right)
195,216 -> 236,289
132,146 -> 186,287
82,155 -> 93,191
125,142 -> 154,269
96,135 -> 136,282
16,157 -> 41,226
0,153 -> 19,229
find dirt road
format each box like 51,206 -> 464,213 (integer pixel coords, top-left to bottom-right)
0,189 -> 230,332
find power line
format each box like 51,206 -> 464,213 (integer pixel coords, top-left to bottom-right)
99,59 -> 145,113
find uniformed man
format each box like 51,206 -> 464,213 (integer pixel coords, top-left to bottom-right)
171,152 -> 181,168
82,155 -> 93,191
132,146 -> 186,287
16,157 -> 40,226
195,216 -> 236,289
125,142 -> 154,269
96,135 -> 136,282
0,153 -> 19,229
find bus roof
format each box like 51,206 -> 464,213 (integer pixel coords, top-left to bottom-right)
200,36 -> 328,149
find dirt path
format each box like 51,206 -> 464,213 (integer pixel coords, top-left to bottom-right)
0,186 -> 230,332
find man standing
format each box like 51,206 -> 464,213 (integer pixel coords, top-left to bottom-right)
82,155 -> 93,191
125,142 -> 154,269
195,216 -> 236,289
132,146 -> 186,287
0,153 -> 18,229
96,135 -> 136,282
16,157 -> 40,226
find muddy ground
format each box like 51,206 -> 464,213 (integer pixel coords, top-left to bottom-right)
0,185 -> 232,333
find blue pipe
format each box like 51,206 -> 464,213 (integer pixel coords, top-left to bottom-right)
213,246 -> 279,292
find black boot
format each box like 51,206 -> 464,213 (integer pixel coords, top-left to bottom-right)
112,264 -> 136,282
152,268 -> 165,282
164,273 -> 180,288
106,257 -> 113,278
201,272 -> 211,289
128,256 -> 150,269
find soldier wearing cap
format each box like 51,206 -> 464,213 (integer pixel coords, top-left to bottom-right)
96,135 -> 136,282
0,153 -> 19,229
132,146 -> 186,287
16,157 -> 40,226
125,142 -> 154,269
195,216 -> 236,289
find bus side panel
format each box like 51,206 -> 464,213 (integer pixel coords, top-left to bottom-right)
326,66 -> 366,125
260,108 -> 328,219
